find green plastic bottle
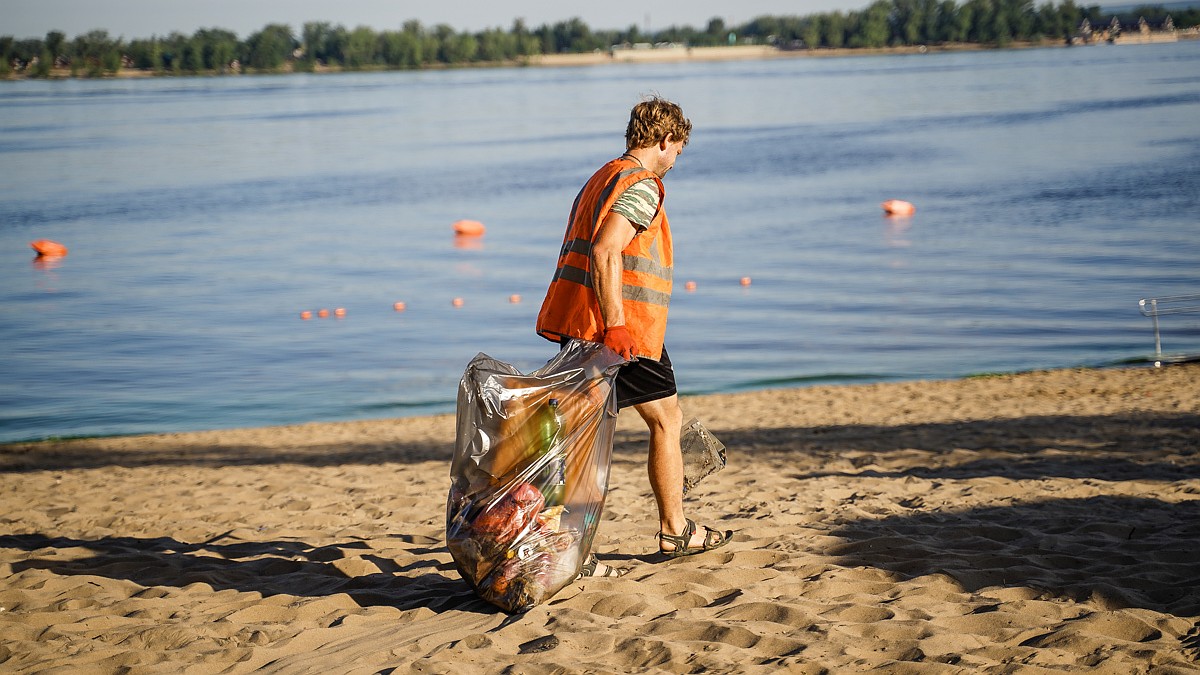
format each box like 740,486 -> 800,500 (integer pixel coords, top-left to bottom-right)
535,398 -> 566,507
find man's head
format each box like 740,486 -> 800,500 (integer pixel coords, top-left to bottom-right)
625,97 -> 691,151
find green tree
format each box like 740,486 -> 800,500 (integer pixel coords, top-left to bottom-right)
160,32 -> 188,73
11,38 -> 44,68
301,21 -> 333,64
937,0 -> 963,40
919,0 -> 943,42
696,17 -> 725,45
994,6 -> 1014,44
245,24 -> 294,71
799,16 -> 822,47
32,49 -> 53,77
101,44 -> 122,73
1008,0 -> 1036,40
823,12 -> 848,47
148,39 -> 164,72
0,36 -> 13,76
851,1 -> 892,47
1034,2 -> 1063,38
126,38 -> 155,70
771,14 -> 803,45
657,24 -> 701,45
892,0 -> 925,44
181,36 -> 203,72
543,17 -> 598,53
435,25 -> 477,63
953,0 -> 977,40
401,20 -> 428,66
1058,0 -> 1084,35
344,25 -> 378,68
744,15 -> 782,41
511,18 -> 540,56
73,30 -> 120,76
964,0 -> 988,42
329,25 -> 352,65
477,27 -> 516,62
377,30 -> 401,67
45,31 -> 66,66
193,28 -> 237,71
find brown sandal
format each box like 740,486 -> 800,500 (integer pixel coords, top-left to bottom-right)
657,518 -> 732,558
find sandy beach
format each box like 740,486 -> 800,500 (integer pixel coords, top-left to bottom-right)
2,363 -> 1198,673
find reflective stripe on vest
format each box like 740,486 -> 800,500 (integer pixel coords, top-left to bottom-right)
554,239 -> 673,306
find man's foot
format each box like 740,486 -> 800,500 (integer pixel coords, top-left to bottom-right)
657,518 -> 732,558
577,553 -> 629,579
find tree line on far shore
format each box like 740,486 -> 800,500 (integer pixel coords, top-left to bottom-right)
3,0 -> 1196,77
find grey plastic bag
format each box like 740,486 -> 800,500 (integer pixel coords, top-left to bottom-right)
680,417 -> 726,494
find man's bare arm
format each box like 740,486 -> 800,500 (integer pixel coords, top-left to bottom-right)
591,211 -> 638,329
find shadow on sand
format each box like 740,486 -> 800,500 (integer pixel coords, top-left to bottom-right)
0,531 -> 500,615
713,412 -> 1200,483
826,495 -> 1200,617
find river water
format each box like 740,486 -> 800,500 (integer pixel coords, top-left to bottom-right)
2,41 -> 1199,442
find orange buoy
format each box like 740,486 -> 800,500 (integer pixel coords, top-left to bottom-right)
300,310 -> 313,320
452,220 -> 486,236
317,309 -> 330,318
740,276 -> 752,286
684,281 -> 697,292
881,199 -> 916,216
452,297 -> 464,307
393,301 -> 407,312
30,239 -> 68,257
508,294 -> 521,303
334,308 -> 346,317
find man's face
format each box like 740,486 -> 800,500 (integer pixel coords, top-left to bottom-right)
656,138 -> 685,178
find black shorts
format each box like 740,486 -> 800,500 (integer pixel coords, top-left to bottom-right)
561,339 -> 677,410
615,346 -> 677,409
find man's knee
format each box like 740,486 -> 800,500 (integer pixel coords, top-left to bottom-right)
636,395 -> 683,433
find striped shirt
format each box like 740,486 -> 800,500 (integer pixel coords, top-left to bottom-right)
611,178 -> 660,231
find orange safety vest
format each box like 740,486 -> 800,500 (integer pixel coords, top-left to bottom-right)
536,157 -> 673,361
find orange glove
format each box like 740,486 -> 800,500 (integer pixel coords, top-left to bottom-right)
602,325 -> 637,361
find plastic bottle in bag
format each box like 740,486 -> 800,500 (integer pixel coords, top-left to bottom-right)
534,398 -> 567,507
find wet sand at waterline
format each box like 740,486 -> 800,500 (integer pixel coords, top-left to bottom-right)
2,364 -> 1198,673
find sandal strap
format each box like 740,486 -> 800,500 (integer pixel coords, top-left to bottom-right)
604,564 -> 628,577
703,525 -> 728,549
578,554 -> 629,578
659,518 -> 732,557
657,518 -> 697,555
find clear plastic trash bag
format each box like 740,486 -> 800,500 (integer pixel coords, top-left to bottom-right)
447,340 -> 625,613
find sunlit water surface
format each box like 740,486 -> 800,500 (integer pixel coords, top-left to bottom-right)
2,41 -> 1198,442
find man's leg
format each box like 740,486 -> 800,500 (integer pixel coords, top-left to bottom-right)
634,393 -> 713,552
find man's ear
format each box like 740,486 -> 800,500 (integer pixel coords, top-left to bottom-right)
659,135 -> 672,150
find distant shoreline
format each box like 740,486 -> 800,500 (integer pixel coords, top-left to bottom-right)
6,32 -> 1195,81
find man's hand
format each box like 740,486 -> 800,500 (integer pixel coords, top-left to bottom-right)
603,325 -> 637,361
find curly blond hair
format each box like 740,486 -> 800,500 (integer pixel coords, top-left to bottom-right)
625,97 -> 691,150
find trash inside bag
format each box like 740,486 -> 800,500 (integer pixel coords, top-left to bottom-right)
447,340 -> 625,613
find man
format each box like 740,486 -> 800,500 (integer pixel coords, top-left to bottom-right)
537,97 -> 732,575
